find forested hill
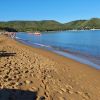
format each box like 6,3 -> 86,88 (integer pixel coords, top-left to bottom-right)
65,18 -> 100,30
0,20 -> 66,32
0,18 -> 100,32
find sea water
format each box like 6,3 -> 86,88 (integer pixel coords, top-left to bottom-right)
16,30 -> 100,69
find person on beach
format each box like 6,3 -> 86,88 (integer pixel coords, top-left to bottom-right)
11,32 -> 16,39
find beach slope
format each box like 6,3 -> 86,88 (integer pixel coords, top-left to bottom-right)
0,35 -> 100,100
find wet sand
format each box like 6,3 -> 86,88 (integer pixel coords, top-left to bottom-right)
0,35 -> 100,100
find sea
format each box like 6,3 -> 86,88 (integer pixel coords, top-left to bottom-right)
16,30 -> 100,69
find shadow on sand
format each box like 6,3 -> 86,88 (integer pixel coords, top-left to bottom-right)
0,51 -> 16,57
0,88 -> 37,100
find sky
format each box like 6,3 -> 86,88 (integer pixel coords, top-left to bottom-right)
0,0 -> 100,23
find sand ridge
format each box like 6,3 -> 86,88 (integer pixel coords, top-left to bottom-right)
0,35 -> 100,100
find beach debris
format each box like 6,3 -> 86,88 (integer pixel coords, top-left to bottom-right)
39,96 -> 45,100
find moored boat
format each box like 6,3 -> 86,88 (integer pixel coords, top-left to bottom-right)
34,32 -> 41,35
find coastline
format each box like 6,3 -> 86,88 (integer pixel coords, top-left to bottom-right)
0,35 -> 100,100
15,35 -> 100,70
16,32 -> 100,69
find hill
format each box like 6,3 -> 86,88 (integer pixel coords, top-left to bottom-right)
64,20 -> 87,30
65,18 -> 100,30
0,20 -> 66,32
0,18 -> 100,32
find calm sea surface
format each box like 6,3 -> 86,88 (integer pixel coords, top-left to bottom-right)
16,30 -> 100,69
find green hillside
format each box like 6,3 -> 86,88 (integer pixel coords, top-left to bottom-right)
0,20 -> 65,32
80,18 -> 100,29
65,18 -> 100,30
0,18 -> 100,32
64,20 -> 87,30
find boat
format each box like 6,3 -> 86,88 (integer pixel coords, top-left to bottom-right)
34,32 -> 41,35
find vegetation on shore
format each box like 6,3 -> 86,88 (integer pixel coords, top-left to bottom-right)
0,18 -> 100,32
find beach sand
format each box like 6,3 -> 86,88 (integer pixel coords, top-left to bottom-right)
0,35 -> 100,100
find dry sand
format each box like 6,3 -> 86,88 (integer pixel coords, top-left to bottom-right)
0,35 -> 100,100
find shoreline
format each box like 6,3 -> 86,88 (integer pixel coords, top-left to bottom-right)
1,28 -> 100,34
16,35 -> 100,70
15,36 -> 97,70
0,35 -> 100,100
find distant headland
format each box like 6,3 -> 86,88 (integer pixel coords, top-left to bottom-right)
0,18 -> 100,32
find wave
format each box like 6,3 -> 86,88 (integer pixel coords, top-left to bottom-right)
33,43 -> 51,48
16,37 -> 52,48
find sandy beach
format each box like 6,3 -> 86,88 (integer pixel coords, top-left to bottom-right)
0,35 -> 100,100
